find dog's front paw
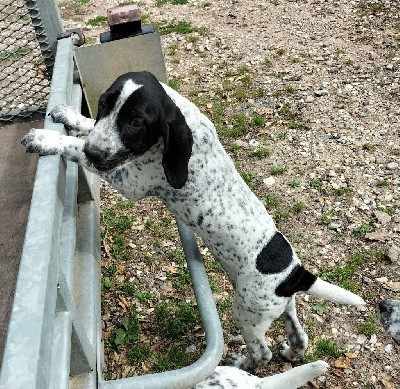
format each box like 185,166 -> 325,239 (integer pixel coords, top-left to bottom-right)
49,105 -> 78,131
310,360 -> 329,375
21,129 -> 60,155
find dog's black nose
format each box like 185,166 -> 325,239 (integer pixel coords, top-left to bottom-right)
83,144 -> 107,163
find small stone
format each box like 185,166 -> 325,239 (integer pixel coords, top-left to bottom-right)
375,276 -> 388,283
384,344 -> 393,353
386,281 -> 400,291
356,334 -> 367,344
388,244 -> 400,263
329,221 -> 342,230
185,344 -> 197,354
369,334 -> 377,344
263,176 -> 276,187
233,139 -> 248,148
374,210 -> 391,225
386,162 -> 398,170
314,89 -> 328,97
249,139 -> 260,147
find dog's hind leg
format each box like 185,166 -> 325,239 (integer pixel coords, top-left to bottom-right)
224,282 -> 284,370
279,296 -> 308,362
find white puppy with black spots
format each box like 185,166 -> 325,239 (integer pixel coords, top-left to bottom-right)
379,300 -> 400,344
22,71 -> 365,371
192,360 -> 328,389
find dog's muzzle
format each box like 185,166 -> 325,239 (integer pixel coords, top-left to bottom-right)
83,143 -> 130,171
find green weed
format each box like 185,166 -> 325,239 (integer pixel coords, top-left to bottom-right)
357,313 -> 378,336
251,146 -> 270,158
270,166 -> 286,176
112,315 -> 139,346
87,15 -> 108,26
154,300 -> 199,338
264,194 -> 280,208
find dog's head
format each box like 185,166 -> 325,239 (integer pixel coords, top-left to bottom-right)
379,299 -> 400,344
84,71 -> 193,189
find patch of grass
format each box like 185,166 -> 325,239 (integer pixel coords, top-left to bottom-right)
292,201 -> 305,213
112,315 -> 140,346
378,205 -> 396,216
273,207 -> 291,222
167,76 -> 181,90
102,276 -> 114,292
101,207 -> 134,260
270,166 -> 287,175
322,209 -> 342,225
264,194 -> 280,208
357,313 -> 378,336
357,1 -> 385,16
264,57 -> 274,67
240,170 -> 258,189
87,15 -> 108,26
155,20 -> 202,35
154,300 -> 199,338
376,179 -> 390,188
284,84 -> 297,94
251,146 -> 270,158
313,303 -> 328,315
153,344 -> 189,372
223,113 -> 249,137
321,252 -> 366,293
127,344 -> 151,364
121,282 -> 156,303
278,103 -> 296,121
310,179 -> 323,190
306,338 -> 341,362
362,142 -> 375,151
288,178 -> 301,188
252,113 -> 265,127
352,223 -> 374,238
277,131 -> 287,140
332,187 -> 352,197
275,47 -> 286,56
287,120 -> 306,130
167,42 -> 179,55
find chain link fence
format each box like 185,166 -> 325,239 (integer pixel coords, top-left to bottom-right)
0,0 -> 55,124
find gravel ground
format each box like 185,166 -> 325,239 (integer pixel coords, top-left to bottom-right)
59,1 -> 400,387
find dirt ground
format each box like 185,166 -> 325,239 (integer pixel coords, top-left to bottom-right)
58,1 -> 400,387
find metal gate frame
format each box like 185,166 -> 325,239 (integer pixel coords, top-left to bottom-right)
0,23 -> 223,389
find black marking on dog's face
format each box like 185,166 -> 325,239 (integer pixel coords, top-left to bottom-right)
256,232 -> 293,274
275,264 -> 317,297
90,72 -> 193,188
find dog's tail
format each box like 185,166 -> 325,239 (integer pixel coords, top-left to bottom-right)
259,360 -> 329,389
275,264 -> 365,306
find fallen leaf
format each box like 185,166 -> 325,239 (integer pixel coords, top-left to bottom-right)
333,356 -> 351,369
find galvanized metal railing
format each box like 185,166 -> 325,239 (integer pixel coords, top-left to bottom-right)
0,36 -> 101,389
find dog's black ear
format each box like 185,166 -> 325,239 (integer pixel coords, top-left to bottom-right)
160,106 -> 193,189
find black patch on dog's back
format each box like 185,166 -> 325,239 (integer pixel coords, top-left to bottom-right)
275,264 -> 317,297
256,232 -> 293,274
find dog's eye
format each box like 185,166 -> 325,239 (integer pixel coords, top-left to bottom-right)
129,119 -> 143,127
